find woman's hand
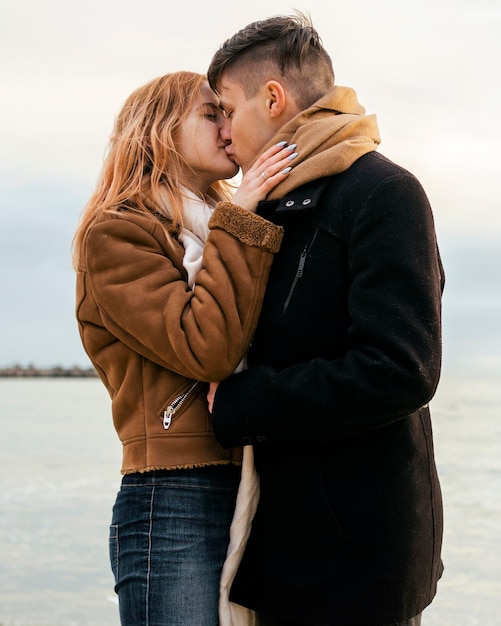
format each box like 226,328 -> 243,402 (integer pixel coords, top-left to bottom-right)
207,381 -> 219,413
231,142 -> 298,212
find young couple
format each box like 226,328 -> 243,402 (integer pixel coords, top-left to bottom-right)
73,12 -> 444,626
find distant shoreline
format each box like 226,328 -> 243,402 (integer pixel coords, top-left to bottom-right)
0,364 -> 98,378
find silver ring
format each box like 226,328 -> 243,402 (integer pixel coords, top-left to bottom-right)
261,171 -> 268,181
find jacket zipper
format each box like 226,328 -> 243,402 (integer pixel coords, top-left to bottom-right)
162,381 -> 200,430
283,227 -> 319,314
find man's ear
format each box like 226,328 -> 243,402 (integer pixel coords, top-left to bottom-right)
264,80 -> 286,119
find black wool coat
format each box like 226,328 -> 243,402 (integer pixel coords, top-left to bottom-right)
211,151 -> 445,626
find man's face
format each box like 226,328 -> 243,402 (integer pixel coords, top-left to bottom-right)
217,75 -> 278,175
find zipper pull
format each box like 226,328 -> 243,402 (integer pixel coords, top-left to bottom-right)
282,227 -> 318,314
163,406 -> 174,429
296,251 -> 307,278
162,381 -> 200,430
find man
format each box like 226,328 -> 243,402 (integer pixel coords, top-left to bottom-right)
207,13 -> 444,626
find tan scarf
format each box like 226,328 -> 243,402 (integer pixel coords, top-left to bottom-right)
263,85 -> 381,200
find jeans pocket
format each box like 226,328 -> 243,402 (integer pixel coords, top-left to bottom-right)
109,524 -> 119,583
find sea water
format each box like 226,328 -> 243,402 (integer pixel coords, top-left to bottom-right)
0,378 -> 121,626
0,372 -> 500,625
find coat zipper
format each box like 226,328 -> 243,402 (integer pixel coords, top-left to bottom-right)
162,381 -> 200,429
283,227 -> 319,314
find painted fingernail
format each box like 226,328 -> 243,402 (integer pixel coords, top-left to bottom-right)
287,152 -> 298,160
286,143 -> 297,151
276,140 -> 288,147
280,166 -> 292,175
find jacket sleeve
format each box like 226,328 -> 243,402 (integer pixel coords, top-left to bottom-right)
81,202 -> 283,382
210,173 -> 445,446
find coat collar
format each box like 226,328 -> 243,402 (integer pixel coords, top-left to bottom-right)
262,177 -> 331,214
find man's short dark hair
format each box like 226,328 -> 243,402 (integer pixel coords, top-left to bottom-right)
208,12 -> 335,110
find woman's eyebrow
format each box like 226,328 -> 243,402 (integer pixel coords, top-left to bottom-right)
203,101 -> 220,111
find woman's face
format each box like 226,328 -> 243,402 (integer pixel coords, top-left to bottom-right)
176,81 -> 239,191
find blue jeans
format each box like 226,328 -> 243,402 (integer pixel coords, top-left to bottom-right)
109,465 -> 240,626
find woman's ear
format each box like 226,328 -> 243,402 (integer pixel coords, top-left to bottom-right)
264,80 -> 286,119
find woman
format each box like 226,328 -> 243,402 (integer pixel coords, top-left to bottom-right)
72,71 -> 296,626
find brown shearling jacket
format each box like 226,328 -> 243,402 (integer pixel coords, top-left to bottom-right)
75,201 -> 283,473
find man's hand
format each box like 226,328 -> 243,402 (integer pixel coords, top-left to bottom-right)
207,381 -> 220,413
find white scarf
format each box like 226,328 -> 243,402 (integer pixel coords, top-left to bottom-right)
177,188 -> 214,288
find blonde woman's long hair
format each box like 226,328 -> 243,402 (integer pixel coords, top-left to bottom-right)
72,71 -> 232,269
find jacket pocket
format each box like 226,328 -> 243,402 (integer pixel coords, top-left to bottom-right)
160,380 -> 201,430
283,227 -> 319,314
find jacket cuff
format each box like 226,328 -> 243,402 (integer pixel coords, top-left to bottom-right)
209,202 -> 284,253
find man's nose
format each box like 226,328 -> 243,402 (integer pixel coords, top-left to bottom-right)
220,118 -> 231,144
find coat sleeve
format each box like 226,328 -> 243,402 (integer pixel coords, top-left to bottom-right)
81,203 -> 283,382
210,173 -> 445,446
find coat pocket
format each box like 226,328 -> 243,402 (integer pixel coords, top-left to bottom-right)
283,227 -> 319,314
254,450 -> 346,557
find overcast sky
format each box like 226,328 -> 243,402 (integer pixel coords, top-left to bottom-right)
1,0 -> 500,368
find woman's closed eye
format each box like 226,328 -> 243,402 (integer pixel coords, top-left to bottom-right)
203,103 -> 224,123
